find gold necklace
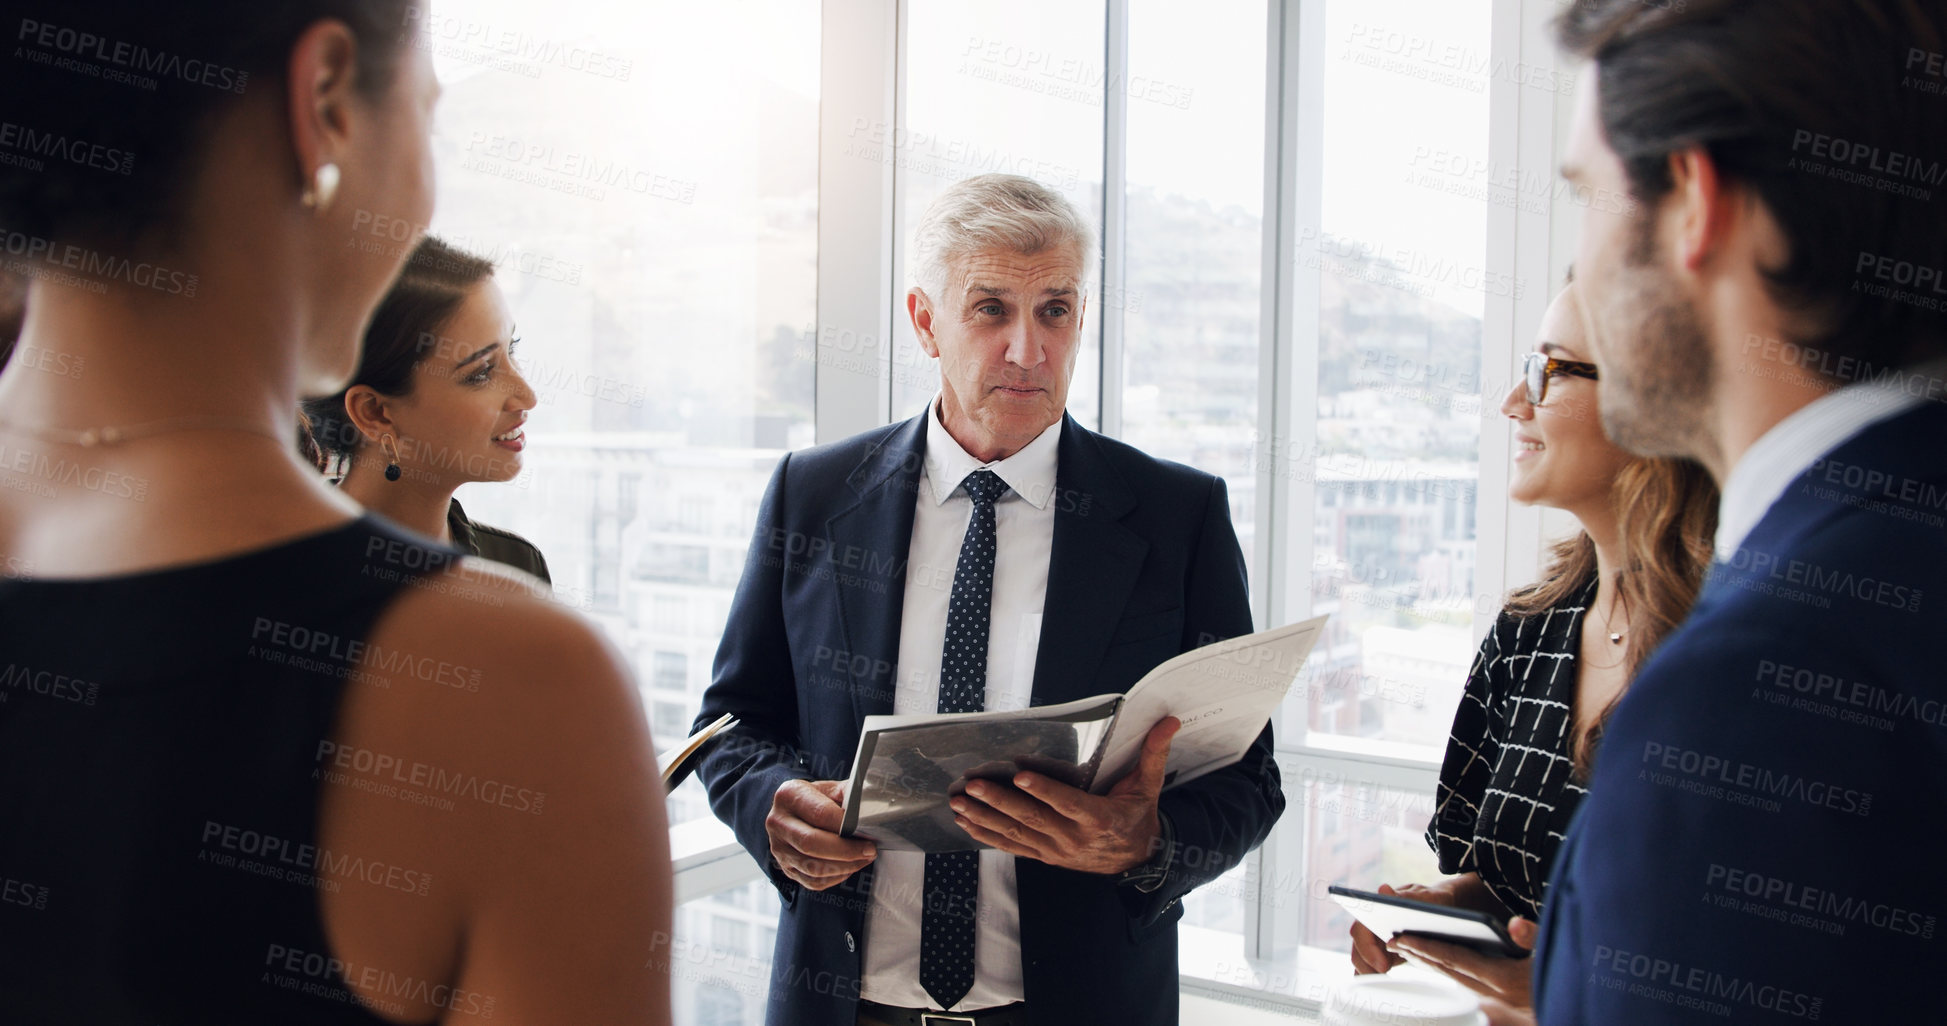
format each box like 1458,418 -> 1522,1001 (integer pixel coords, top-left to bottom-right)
1581,643 -> 1629,670
0,414 -> 287,448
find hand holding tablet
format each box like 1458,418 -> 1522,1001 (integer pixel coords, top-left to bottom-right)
1329,885 -> 1531,959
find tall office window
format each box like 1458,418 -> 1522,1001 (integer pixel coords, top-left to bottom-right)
893,0 -> 1107,427
1120,1 -> 1267,569
420,3 -> 816,1022
1120,0 -> 1270,942
425,0 -> 817,825
1282,0 -> 1495,953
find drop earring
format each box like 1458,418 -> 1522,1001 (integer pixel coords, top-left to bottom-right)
300,162 -> 341,212
381,434 -> 402,482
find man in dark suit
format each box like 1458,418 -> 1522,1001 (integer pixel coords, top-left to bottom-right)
693,173 -> 1283,1026
1524,2 -> 1947,1023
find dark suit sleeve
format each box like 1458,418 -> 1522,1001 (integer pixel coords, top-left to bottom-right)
1127,476 -> 1285,924
693,453 -> 811,905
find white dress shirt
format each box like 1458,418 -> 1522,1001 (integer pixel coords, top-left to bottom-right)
1714,366 -> 1943,556
858,398 -> 1062,1010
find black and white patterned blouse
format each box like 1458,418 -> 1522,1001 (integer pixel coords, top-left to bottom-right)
1425,575 -> 1598,922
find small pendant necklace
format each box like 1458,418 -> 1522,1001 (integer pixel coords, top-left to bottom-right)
0,414 -> 286,448
1600,589 -> 1627,645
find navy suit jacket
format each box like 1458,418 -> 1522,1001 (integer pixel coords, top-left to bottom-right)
1535,400 -> 1947,1023
693,412 -> 1285,1026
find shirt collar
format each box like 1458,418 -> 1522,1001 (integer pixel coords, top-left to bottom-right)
1715,363 -> 1943,556
922,395 -> 1063,510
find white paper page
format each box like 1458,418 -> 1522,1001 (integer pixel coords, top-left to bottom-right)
1089,614 -> 1329,794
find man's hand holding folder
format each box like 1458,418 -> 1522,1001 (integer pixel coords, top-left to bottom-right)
950,716 -> 1181,874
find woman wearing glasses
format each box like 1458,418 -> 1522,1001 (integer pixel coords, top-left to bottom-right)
1348,274 -> 1718,1014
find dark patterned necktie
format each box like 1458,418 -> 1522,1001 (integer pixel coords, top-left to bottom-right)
919,469 -> 1007,1010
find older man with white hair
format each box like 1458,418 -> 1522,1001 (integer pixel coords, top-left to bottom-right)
694,173 -> 1284,1026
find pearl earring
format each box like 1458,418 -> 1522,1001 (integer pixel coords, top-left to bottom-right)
301,162 -> 341,212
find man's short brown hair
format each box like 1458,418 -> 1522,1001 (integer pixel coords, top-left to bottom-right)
1560,0 -> 1947,377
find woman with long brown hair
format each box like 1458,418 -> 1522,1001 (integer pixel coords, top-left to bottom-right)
1347,274 -> 1717,1013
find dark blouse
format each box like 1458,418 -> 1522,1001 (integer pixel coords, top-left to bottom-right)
0,515 -> 457,1024
447,498 -> 550,585
1425,576 -> 1598,922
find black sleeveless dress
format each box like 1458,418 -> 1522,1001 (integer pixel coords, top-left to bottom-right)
0,515 -> 463,1025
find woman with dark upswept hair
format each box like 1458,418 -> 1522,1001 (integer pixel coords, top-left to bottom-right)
1348,273 -> 1717,1016
0,3 -> 670,1023
304,235 -> 551,582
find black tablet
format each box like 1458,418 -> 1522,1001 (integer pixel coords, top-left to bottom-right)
1328,885 -> 1529,959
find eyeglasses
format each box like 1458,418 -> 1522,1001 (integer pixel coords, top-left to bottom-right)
1522,351 -> 1599,406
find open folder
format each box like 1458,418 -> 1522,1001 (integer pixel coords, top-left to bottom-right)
659,712 -> 738,793
837,614 -> 1329,852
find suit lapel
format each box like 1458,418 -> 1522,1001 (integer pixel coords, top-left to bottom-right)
828,415 -> 927,732
1031,415 -> 1147,706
